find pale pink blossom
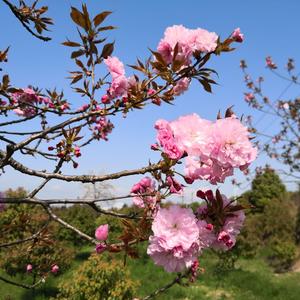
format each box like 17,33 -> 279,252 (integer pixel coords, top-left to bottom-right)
209,117 -> 257,169
95,224 -> 109,241
244,93 -> 255,103
173,78 -> 190,96
131,177 -> 156,208
189,28 -> 218,53
157,25 -> 218,65
104,56 -> 125,79
147,205 -> 201,272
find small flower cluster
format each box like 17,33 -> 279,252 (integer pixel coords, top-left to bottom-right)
10,88 -> 69,117
147,190 -> 245,273
131,177 -> 157,209
102,57 -> 137,103
154,113 -> 257,184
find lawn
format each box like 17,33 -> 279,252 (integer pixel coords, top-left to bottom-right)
1,247 -> 300,300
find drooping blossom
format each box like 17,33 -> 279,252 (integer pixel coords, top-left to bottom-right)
51,264 -> 59,274
155,119 -> 184,160
166,176 -> 183,194
231,28 -> 244,43
147,205 -> 200,272
92,116 -> 114,141
95,224 -> 109,241
173,78 -> 190,96
131,177 -> 156,208
197,193 -> 245,251
104,56 -> 129,99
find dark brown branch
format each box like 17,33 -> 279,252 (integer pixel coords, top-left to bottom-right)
2,0 -> 51,41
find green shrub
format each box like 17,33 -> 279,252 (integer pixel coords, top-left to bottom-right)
54,254 -> 138,300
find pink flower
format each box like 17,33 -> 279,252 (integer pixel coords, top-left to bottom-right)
157,25 -> 218,65
104,56 -> 125,79
209,117 -> 257,169
131,177 -> 156,208
189,28 -> 218,53
147,205 -> 201,272
26,264 -> 33,273
74,146 -> 81,157
173,78 -> 190,96
104,56 -> 129,99
154,119 -> 184,160
231,28 -> 244,43
95,224 -> 109,241
198,195 -> 245,251
51,264 -> 59,274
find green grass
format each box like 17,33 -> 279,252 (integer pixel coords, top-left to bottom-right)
1,246 -> 300,300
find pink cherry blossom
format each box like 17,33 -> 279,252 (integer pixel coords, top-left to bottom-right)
104,56 -> 125,79
173,78 -> 190,96
95,224 -> 109,241
209,117 -> 257,169
131,177 -> 156,208
147,205 -> 201,272
189,28 -> 218,53
157,25 -> 218,65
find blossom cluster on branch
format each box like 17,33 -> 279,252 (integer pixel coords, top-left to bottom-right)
0,2 -> 255,296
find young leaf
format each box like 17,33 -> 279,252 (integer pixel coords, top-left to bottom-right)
70,7 -> 86,29
93,11 -> 112,27
100,42 -> 114,58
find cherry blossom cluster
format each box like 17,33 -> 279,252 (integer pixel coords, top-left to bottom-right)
7,88 -> 69,117
154,113 -> 257,184
147,191 -> 245,273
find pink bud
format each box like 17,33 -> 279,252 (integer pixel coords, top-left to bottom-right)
48,146 -> 55,151
151,143 -> 159,151
95,224 -> 109,241
51,264 -> 59,274
26,264 -> 33,273
96,243 -> 107,254
101,94 -> 110,104
205,223 -> 214,231
231,28 -> 244,43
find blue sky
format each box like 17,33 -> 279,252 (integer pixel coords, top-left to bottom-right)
1,0 -> 299,201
